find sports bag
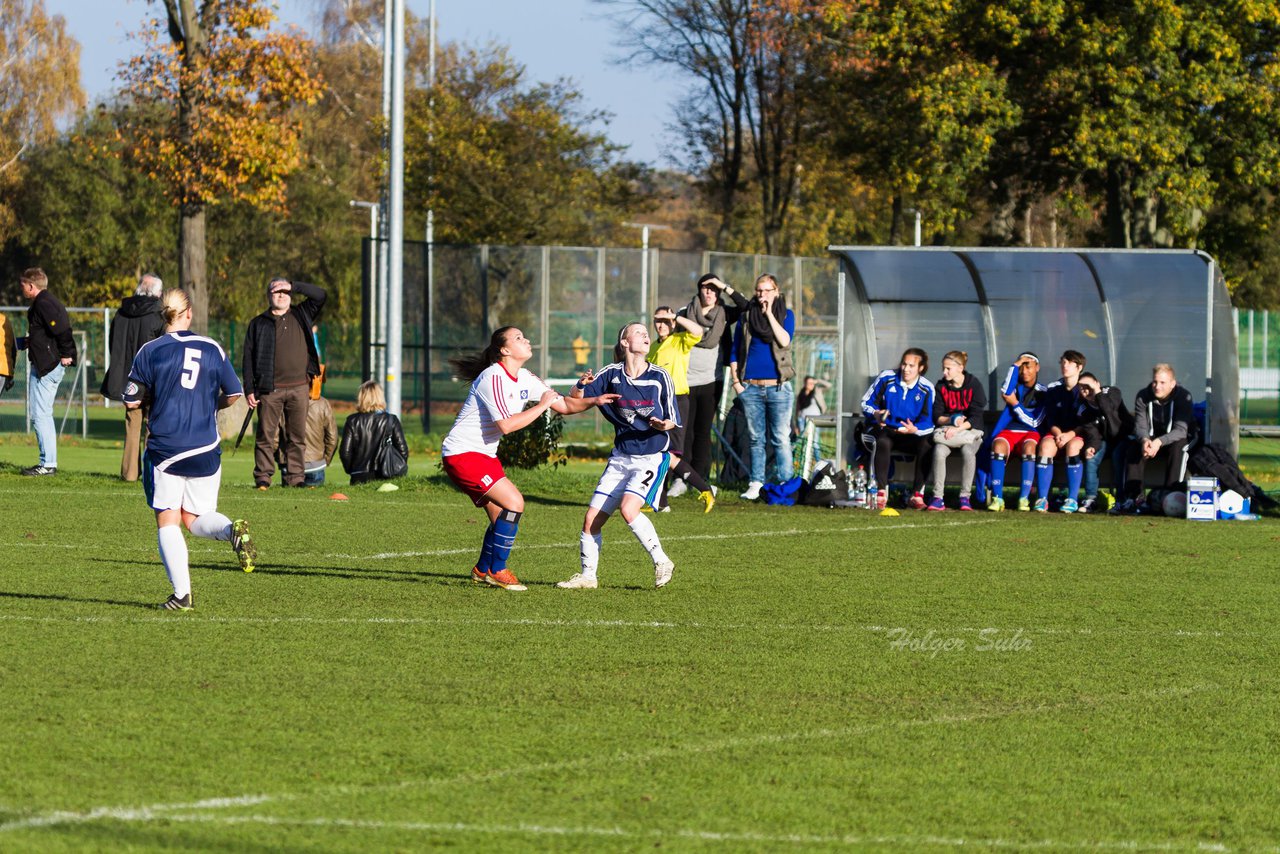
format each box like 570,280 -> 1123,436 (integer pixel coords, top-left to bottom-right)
797,461 -> 849,507
373,431 -> 408,479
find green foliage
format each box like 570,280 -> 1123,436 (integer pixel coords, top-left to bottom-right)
497,400 -> 567,470
405,42 -> 653,246
0,107 -> 173,306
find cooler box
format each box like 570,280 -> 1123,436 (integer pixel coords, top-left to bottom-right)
1186,476 -> 1218,521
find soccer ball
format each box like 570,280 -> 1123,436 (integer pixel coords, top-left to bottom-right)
1162,491 -> 1188,518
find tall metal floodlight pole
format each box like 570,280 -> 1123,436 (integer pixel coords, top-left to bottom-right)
622,222 -> 671,318
379,0 -> 393,389
386,0 -> 405,416
424,0 -> 436,431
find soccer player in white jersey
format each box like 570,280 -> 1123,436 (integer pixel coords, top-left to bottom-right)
557,321 -> 680,590
442,326 -> 618,591
123,289 -> 256,610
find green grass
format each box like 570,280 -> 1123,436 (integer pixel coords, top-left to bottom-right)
2,426 -> 1280,852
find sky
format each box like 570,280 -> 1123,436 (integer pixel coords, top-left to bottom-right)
45,0 -> 687,167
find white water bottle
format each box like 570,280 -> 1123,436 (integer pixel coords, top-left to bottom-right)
852,466 -> 868,508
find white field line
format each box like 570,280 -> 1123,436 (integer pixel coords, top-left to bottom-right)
331,518 -> 997,561
0,612 -> 1249,637
0,612 -> 1248,639
38,811 -> 1263,853
0,518 -> 995,559
1,685 -> 1246,854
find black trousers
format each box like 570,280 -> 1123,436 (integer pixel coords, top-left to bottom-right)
684,382 -> 719,481
867,426 -> 931,491
1124,437 -> 1191,498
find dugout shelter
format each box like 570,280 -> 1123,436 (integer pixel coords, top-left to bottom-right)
831,247 -> 1239,467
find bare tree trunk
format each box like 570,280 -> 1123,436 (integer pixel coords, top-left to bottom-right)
1105,160 -> 1132,248
180,202 -> 208,333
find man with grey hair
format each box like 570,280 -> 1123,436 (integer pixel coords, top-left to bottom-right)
101,273 -> 167,480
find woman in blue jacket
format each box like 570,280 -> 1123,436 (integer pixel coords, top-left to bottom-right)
859,348 -> 935,509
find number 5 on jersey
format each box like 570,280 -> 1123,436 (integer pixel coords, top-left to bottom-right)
181,347 -> 202,389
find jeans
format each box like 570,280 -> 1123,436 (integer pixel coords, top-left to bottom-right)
28,363 -> 65,467
739,381 -> 794,483
1083,439 -> 1129,497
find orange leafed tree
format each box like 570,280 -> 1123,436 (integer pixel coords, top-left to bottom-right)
117,0 -> 323,328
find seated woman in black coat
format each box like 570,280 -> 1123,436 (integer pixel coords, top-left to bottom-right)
339,381 -> 409,484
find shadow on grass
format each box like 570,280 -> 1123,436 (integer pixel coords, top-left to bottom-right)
0,590 -> 155,610
87,556 -> 467,587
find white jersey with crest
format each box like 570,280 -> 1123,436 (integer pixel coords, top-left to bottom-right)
442,363 -> 556,457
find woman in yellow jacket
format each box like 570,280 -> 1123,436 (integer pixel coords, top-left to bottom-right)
0,313 -> 16,396
648,306 -> 715,512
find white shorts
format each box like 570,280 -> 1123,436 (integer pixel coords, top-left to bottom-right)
144,463 -> 222,515
589,451 -> 669,515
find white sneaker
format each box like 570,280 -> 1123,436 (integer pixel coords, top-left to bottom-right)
740,481 -> 763,500
666,478 -> 689,498
654,559 -> 674,588
556,573 -> 598,590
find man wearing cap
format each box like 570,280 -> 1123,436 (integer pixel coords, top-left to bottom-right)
985,352 -> 1047,511
242,278 -> 327,488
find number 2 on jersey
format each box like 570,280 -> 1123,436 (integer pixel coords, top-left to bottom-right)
181,348 -> 202,389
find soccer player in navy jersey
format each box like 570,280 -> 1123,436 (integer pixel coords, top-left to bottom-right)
1035,350 -> 1088,512
124,289 -> 256,610
558,321 -> 680,589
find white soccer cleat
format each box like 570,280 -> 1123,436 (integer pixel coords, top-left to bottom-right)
740,481 -> 763,500
654,559 -> 674,588
556,573 -> 598,590
666,478 -> 689,498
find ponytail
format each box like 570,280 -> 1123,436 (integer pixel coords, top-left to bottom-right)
161,288 -> 192,328
449,326 -> 517,382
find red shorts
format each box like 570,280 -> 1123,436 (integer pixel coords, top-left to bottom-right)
442,452 -> 506,507
993,429 -> 1041,451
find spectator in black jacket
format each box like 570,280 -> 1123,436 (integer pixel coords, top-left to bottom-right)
242,279 -> 326,488
101,273 -> 166,481
927,350 -> 987,511
1116,363 -> 1198,513
1076,372 -> 1133,512
680,274 -> 750,483
18,268 -> 76,476
340,381 -> 409,484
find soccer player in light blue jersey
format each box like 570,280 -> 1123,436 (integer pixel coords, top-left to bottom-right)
124,289 -> 256,610
985,353 -> 1047,512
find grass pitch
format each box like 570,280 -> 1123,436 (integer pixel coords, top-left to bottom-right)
1,430 -> 1279,852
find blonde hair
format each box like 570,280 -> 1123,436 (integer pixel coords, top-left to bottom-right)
1153,362 -> 1175,379
943,350 -> 968,369
20,268 -> 48,291
161,288 -> 192,327
356,380 -> 387,413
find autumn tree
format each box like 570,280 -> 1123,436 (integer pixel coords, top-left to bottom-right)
0,0 -> 83,242
117,0 -> 323,329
